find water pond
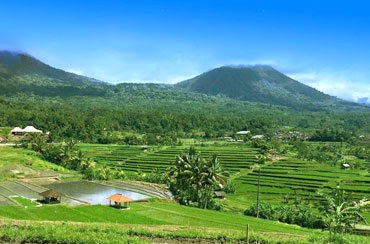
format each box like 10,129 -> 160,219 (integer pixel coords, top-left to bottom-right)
43,181 -> 149,205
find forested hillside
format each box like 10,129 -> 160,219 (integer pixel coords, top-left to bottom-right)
0,51 -> 369,141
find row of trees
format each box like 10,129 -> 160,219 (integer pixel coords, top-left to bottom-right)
27,134 -> 121,180
310,128 -> 353,142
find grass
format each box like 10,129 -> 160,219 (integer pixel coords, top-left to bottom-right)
0,219 -> 369,244
0,146 -> 75,180
0,201 -> 316,235
10,196 -> 38,207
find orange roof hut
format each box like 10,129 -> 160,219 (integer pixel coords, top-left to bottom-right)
107,193 -> 133,209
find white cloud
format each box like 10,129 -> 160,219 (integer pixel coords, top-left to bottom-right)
167,74 -> 199,84
288,71 -> 370,103
66,69 -> 83,76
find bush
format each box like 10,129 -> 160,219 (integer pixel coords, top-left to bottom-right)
244,203 -> 324,229
224,180 -> 236,193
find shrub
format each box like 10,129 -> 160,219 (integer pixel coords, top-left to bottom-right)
244,203 -> 324,229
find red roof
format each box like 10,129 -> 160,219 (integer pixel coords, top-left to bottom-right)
107,193 -> 133,203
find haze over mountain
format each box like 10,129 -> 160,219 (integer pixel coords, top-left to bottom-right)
0,50 -> 368,112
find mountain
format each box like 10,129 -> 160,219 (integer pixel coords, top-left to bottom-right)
0,50 -> 367,112
0,51 -> 107,97
177,65 -> 365,111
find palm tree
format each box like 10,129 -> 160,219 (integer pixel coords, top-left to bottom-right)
318,185 -> 369,234
59,145 -> 72,167
168,148 -> 228,209
30,134 -> 46,153
203,155 -> 228,209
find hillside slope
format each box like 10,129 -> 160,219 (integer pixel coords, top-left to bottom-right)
177,66 -> 365,111
0,51 -> 107,97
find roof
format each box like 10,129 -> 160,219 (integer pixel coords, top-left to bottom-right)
251,135 -> 264,139
11,127 -> 23,133
23,126 -> 43,133
11,126 -> 43,133
39,189 -> 65,198
236,130 -> 250,135
107,193 -> 133,203
214,191 -> 226,197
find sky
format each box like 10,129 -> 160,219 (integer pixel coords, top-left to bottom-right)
1,0 -> 370,103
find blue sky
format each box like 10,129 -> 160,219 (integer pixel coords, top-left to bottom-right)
1,0 -> 369,103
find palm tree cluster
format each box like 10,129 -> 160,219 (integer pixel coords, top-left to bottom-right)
167,147 -> 228,209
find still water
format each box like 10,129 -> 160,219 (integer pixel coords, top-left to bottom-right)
43,181 -> 149,205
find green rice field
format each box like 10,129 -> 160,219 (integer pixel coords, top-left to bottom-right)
0,201 -> 315,235
227,158 -> 370,215
77,144 -> 259,173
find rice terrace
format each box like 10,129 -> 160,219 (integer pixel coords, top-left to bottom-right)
1,1 -> 370,243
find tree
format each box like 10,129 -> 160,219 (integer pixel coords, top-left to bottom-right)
29,134 -> 46,153
318,186 -> 369,235
168,147 -> 228,209
203,155 -> 228,209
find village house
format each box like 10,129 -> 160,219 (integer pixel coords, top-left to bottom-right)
235,130 -> 250,135
11,126 -> 43,136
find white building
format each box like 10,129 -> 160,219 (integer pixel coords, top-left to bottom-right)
251,135 -> 264,139
11,126 -> 43,135
236,130 -> 250,135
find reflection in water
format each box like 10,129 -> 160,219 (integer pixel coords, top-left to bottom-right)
43,181 -> 149,205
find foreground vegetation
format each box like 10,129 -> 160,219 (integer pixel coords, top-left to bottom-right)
0,201 -> 313,234
0,219 -> 369,244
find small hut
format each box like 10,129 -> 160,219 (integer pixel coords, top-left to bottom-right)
25,161 -> 33,166
107,193 -> 133,209
341,163 -> 351,169
39,189 -> 64,204
213,191 -> 226,199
